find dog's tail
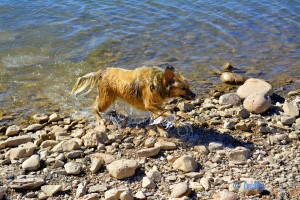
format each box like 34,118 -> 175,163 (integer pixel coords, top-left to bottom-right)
71,69 -> 102,96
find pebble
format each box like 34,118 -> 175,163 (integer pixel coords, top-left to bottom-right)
222,62 -> 234,71
177,102 -> 195,112
104,188 -> 125,200
2,135 -> 31,148
82,131 -> 109,148
120,190 -> 134,200
213,190 -> 238,200
172,155 -> 197,172
22,154 -> 40,171
135,191 -> 146,199
107,159 -> 138,179
194,145 -> 209,155
237,78 -> 273,98
281,115 -> 296,125
5,142 -> 37,160
90,157 -> 104,173
64,162 -> 81,175
9,175 -> 45,189
170,182 -> 191,198
243,93 -> 271,114
76,182 -> 87,198
227,147 -> 250,164
41,185 -> 62,196
136,147 -> 160,157
88,184 -> 108,193
283,101 -> 299,116
48,113 -> 61,123
220,72 -> 246,85
52,140 -> 80,152
5,125 -> 21,136
200,177 -> 211,190
32,113 -> 49,123
142,177 -> 156,189
208,142 -> 224,152
154,141 -> 176,150
237,108 -> 250,119
219,93 -> 241,106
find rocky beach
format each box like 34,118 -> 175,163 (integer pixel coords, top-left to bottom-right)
0,66 -> 299,200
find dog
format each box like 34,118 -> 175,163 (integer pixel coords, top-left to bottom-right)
71,64 -> 196,125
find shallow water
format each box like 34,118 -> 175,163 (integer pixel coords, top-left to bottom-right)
0,0 -> 299,123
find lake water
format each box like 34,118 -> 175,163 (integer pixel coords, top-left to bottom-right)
0,0 -> 299,123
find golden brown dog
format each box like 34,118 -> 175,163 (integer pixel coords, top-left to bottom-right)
71,64 -> 195,125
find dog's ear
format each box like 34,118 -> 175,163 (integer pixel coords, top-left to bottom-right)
165,66 -> 175,85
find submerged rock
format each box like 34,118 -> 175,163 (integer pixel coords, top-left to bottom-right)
220,72 -> 246,85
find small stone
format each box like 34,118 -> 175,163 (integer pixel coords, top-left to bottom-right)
200,177 -> 210,190
52,140 -> 80,152
22,154 -> 40,171
41,185 -> 62,196
120,190 -> 134,200
142,177 -> 156,189
213,190 -> 238,200
222,62 -> 234,71
194,145 -> 209,155
220,72 -> 246,85
238,108 -> 250,119
145,167 -> 162,182
76,182 -> 87,198
88,184 -> 108,193
243,93 -> 271,114
48,113 -> 61,123
173,155 -> 197,172
288,132 -> 299,140
3,135 -> 31,148
144,137 -> 156,148
5,125 -> 21,136
90,153 -> 115,164
154,141 -> 176,150
104,188 -> 126,200
270,134 -> 290,145
5,142 -> 37,160
9,175 -> 45,189
40,140 -> 59,149
32,113 -> 49,123
237,78 -> 273,98
135,191 -> 146,199
219,93 -> 241,106
223,120 -> 235,130
25,124 -> 43,132
64,162 -> 81,175
227,147 -> 250,164
137,147 -> 160,157
107,159 -> 138,179
281,115 -> 296,125
208,142 -> 223,152
80,193 -> 100,200
177,102 -> 195,112
82,130 -> 109,148
90,157 -> 104,173
170,182 -> 191,198
283,101 -> 299,116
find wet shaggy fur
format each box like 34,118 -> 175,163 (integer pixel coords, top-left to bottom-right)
71,65 -> 195,124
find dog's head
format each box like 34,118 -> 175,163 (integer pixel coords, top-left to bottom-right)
165,66 -> 196,100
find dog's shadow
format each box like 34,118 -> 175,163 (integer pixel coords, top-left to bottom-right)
106,111 -> 251,149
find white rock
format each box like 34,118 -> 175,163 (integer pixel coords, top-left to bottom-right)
281,115 -> 296,125
64,162 -> 81,175
170,182 -> 191,198
200,177 -> 210,190
237,78 -> 273,98
5,125 -> 21,136
90,157 -> 104,173
107,159 -> 138,179
22,154 -> 40,171
142,177 -> 156,189
172,155 -> 197,172
283,101 -> 299,116
134,191 -> 146,199
243,93 -> 271,114
41,185 -> 62,196
76,182 -> 87,198
227,147 -> 250,164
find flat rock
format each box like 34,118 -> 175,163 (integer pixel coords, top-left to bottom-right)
25,124 -> 43,132
64,162 -> 81,175
220,72 -> 246,85
283,101 -> 299,116
213,190 -> 238,200
170,182 -> 191,198
9,175 -> 45,189
237,78 -> 273,98
136,147 -> 160,157
3,135 -> 31,148
5,142 -> 37,160
41,185 -> 62,196
281,115 -> 296,125
52,140 -> 80,152
107,159 -> 138,179
154,141 -> 176,150
243,93 -> 271,114
88,184 -> 108,193
40,140 -> 59,149
219,93 -> 241,106
48,113 -> 61,123
32,113 -> 49,123
5,125 -> 21,136
173,155 -> 197,172
104,188 -> 126,200
90,157 -> 104,173
22,154 -> 40,171
227,147 -> 250,164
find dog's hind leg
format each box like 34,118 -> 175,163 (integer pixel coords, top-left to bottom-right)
93,92 -> 116,125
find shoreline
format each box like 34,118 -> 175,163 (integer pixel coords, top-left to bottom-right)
0,76 -> 299,199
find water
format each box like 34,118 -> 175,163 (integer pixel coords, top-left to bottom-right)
0,0 -> 299,123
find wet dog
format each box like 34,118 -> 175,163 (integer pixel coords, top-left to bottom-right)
71,64 -> 195,125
